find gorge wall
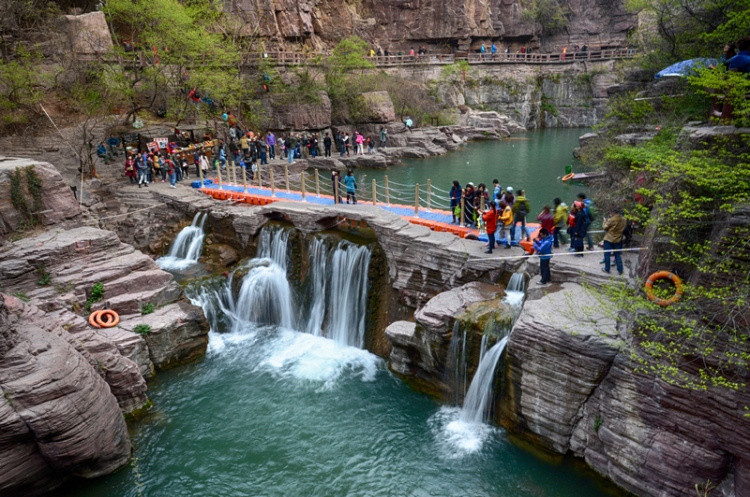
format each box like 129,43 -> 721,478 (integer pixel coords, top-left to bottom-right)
229,0 -> 634,53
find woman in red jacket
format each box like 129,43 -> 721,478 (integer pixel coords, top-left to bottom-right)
482,202 -> 498,254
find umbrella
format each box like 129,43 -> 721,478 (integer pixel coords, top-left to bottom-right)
655,58 -> 719,78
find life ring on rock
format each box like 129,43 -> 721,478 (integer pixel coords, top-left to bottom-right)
88,309 -> 120,328
561,173 -> 575,182
644,271 -> 684,307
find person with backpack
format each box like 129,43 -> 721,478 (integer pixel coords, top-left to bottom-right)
343,170 -> 357,204
449,180 -> 462,224
511,189 -> 531,243
577,193 -> 596,249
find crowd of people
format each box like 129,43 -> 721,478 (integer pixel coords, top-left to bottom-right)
449,179 -> 629,283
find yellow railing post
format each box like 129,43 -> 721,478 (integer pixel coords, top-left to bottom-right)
414,183 -> 420,216
284,164 -> 290,193
384,175 -> 390,205
372,179 -> 376,205
198,159 -> 204,187
315,169 -> 320,197
216,163 -> 223,189
426,179 -> 432,211
301,172 -> 306,200
242,164 -> 247,192
270,169 -> 275,196
459,197 -> 465,227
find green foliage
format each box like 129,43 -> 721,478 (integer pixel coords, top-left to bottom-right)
24,165 -> 43,214
540,94 -> 558,117
13,292 -> 30,302
605,93 -> 656,125
593,417 -> 604,433
521,0 -> 570,37
688,67 -> 750,127
84,282 -> 105,313
36,267 -> 51,286
9,167 -> 29,219
441,60 -> 471,80
0,49 -> 44,129
133,324 -> 152,335
141,302 -> 155,315
324,36 -> 376,123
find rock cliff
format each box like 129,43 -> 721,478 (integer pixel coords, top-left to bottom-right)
227,0 -> 633,52
0,294 -> 131,497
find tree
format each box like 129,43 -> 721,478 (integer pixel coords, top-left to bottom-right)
323,36 -> 375,123
521,0 -> 570,48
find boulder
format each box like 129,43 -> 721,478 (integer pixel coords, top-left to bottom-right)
359,91 -> 397,123
266,91 -> 332,131
61,11 -> 113,55
0,294 -> 131,496
0,158 -> 81,240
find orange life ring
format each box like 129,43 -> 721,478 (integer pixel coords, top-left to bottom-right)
89,309 -> 120,328
562,173 -> 575,182
644,271 -> 684,307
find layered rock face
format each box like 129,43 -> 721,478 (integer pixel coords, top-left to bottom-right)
0,294 -> 131,497
227,0 -> 633,52
500,282 -> 750,497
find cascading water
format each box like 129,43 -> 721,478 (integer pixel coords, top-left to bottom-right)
325,241 -> 371,348
304,236 -> 328,337
446,322 -> 468,405
257,224 -> 291,270
234,259 -> 296,330
431,272 -> 527,455
157,212 -> 207,270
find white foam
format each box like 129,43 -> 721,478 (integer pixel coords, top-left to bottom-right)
156,256 -> 198,271
429,406 -> 496,459
260,329 -> 381,388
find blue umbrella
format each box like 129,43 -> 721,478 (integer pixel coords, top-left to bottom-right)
655,58 -> 719,78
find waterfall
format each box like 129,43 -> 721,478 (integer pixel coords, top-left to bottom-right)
457,272 -> 527,424
446,322 -> 468,405
158,212 -> 206,269
322,240 -> 372,348
257,224 -> 290,270
304,237 -> 328,337
459,336 -> 508,424
234,260 -> 295,329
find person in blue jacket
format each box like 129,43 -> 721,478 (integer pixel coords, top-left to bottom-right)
343,170 -> 357,204
533,228 -> 554,284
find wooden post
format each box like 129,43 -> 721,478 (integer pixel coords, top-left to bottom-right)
284,164 -> 290,193
459,197 -> 465,227
333,175 -> 340,204
198,159 -> 204,187
414,183 -> 420,216
479,195 -> 485,212
301,172 -> 306,200
314,168 -> 320,197
229,161 -> 234,184
258,164 -> 263,189
384,175 -> 390,205
426,179 -> 432,211
216,163 -> 223,189
270,169 -> 275,195
241,165 -> 247,192
372,179 -> 376,205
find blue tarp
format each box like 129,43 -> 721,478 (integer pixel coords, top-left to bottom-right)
655,58 -> 718,78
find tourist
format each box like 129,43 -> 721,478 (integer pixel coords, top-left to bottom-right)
491,43 -> 497,56
218,141 -> 227,169
552,197 -> 569,248
533,228 -> 554,284
199,152 -> 210,177
404,116 -> 413,130
96,142 -> 108,162
343,132 -> 351,156
266,132 -> 276,160
366,136 -> 374,154
511,189 -> 531,243
166,156 -> 177,188
337,132 -> 346,157
193,149 -> 201,177
287,136 -> 296,164
258,137 -> 268,165
153,154 -> 162,182
136,155 -> 149,188
355,131 -> 364,155
379,126 -> 388,148
502,186 -> 514,208
344,170 -> 357,204
602,208 -> 627,275
537,205 -> 555,235
450,180 -> 462,224
482,202 -> 498,253
570,201 -> 587,257
498,200 -> 513,249
492,179 -> 502,199
240,132 -> 250,158
107,134 -> 121,157
577,193 -> 595,249
180,154 -> 189,179
324,132 -> 332,157
124,155 -> 136,184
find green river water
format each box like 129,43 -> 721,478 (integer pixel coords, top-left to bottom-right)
54,129 -> 620,497
359,128 -> 590,211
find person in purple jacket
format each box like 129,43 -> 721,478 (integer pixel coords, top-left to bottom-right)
266,132 -> 277,160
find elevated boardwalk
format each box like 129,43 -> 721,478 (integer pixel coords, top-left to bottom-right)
196,181 -> 538,247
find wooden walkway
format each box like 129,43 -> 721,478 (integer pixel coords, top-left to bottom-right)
196,181 -> 539,249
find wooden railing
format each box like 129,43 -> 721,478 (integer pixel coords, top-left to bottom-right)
242,49 -> 634,67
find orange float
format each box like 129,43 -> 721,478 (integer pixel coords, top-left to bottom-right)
88,309 -> 120,328
644,271 -> 684,307
562,173 -> 575,182
519,239 -> 534,254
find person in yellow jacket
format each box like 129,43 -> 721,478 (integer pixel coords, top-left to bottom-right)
498,200 -> 514,249
552,197 -> 569,248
